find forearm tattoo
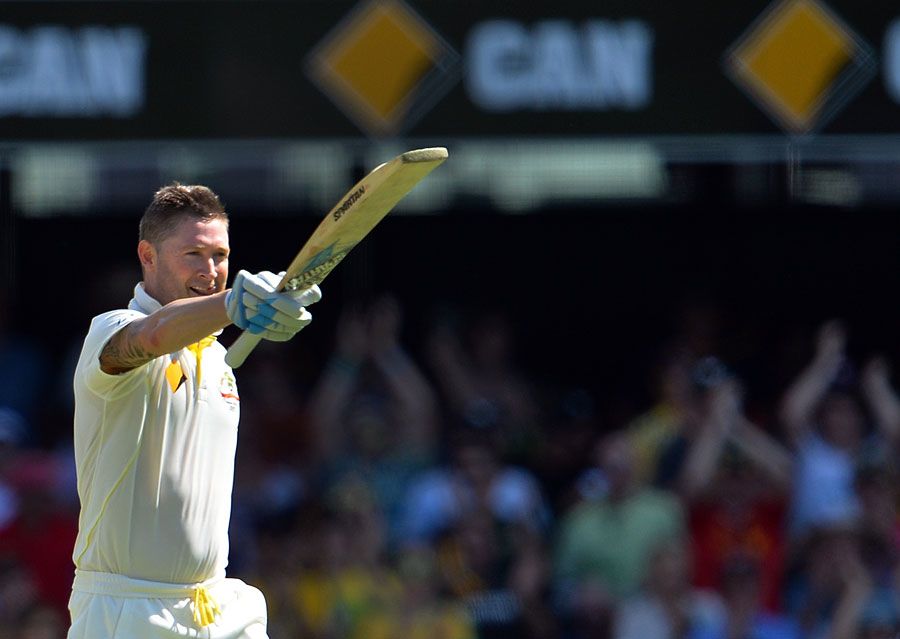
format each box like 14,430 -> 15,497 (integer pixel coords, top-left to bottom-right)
100,325 -> 156,373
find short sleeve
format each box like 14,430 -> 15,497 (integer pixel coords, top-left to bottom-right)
76,309 -> 148,399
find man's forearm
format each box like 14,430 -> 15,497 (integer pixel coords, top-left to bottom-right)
780,353 -> 843,438
101,292 -> 231,374
141,292 -> 231,354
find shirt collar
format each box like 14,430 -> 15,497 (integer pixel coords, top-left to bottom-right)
128,282 -> 162,314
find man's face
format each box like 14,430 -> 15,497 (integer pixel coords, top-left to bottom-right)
140,216 -> 229,306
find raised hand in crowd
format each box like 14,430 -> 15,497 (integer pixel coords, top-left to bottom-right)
779,320 -> 900,541
860,357 -> 900,442
307,294 -> 438,464
780,319 -> 848,447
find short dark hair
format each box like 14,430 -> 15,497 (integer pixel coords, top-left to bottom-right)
139,183 -> 228,245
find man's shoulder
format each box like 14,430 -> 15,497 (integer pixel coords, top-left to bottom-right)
86,307 -> 145,337
92,306 -> 146,323
75,307 -> 146,372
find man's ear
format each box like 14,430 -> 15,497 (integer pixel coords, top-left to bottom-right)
137,240 -> 156,270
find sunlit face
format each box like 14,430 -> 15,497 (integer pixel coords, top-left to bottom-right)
139,216 -> 229,306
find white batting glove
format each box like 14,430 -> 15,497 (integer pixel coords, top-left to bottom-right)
225,270 -> 322,342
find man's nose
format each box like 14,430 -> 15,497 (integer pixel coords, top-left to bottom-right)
200,258 -> 216,279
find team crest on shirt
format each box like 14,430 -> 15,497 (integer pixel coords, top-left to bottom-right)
219,371 -> 240,410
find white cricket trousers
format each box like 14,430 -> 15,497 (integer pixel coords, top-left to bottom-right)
67,570 -> 268,639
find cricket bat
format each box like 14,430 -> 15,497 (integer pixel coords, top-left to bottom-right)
225,146 -> 449,368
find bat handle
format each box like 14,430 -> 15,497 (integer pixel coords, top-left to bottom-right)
224,331 -> 263,368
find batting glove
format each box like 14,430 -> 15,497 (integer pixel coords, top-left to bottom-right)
225,270 -> 322,342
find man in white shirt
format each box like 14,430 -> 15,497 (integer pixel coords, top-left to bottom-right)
68,184 -> 321,638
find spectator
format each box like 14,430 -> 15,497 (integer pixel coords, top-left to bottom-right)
0,289 -> 47,445
786,523 -> 886,639
428,309 -> 542,461
657,361 -> 793,611
613,538 -> 726,639
238,343 -> 318,475
435,510 -> 558,639
626,345 -> 699,487
401,428 -> 549,546
532,388 -> 600,511
254,489 -> 404,639
554,430 -> 684,634
50,263 -> 139,449
249,523 -> 307,639
507,526 -> 560,639
779,321 -> 900,541
0,452 -> 77,617
227,347 -> 315,575
690,555 -> 802,639
354,545 -> 476,639
308,296 -> 439,546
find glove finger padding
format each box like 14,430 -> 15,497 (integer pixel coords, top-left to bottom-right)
246,299 -> 312,330
240,276 -> 313,315
226,269 -> 316,341
256,270 -> 284,290
264,294 -> 312,319
240,274 -> 283,300
290,284 -> 323,307
247,309 -> 312,341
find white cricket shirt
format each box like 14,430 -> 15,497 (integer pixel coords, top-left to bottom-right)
72,283 -> 241,584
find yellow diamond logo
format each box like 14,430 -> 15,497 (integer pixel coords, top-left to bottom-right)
725,0 -> 875,133
308,0 -> 459,136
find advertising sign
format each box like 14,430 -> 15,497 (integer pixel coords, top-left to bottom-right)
0,0 -> 897,139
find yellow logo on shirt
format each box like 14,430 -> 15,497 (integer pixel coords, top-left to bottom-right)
166,359 -> 185,393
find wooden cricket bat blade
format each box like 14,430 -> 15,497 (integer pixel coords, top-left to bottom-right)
225,147 -> 448,368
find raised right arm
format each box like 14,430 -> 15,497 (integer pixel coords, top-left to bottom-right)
100,292 -> 230,374
778,320 -> 846,447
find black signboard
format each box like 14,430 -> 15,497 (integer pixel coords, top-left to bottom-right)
0,0 -> 897,139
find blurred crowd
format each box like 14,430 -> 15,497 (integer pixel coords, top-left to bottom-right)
2,289 -> 900,639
